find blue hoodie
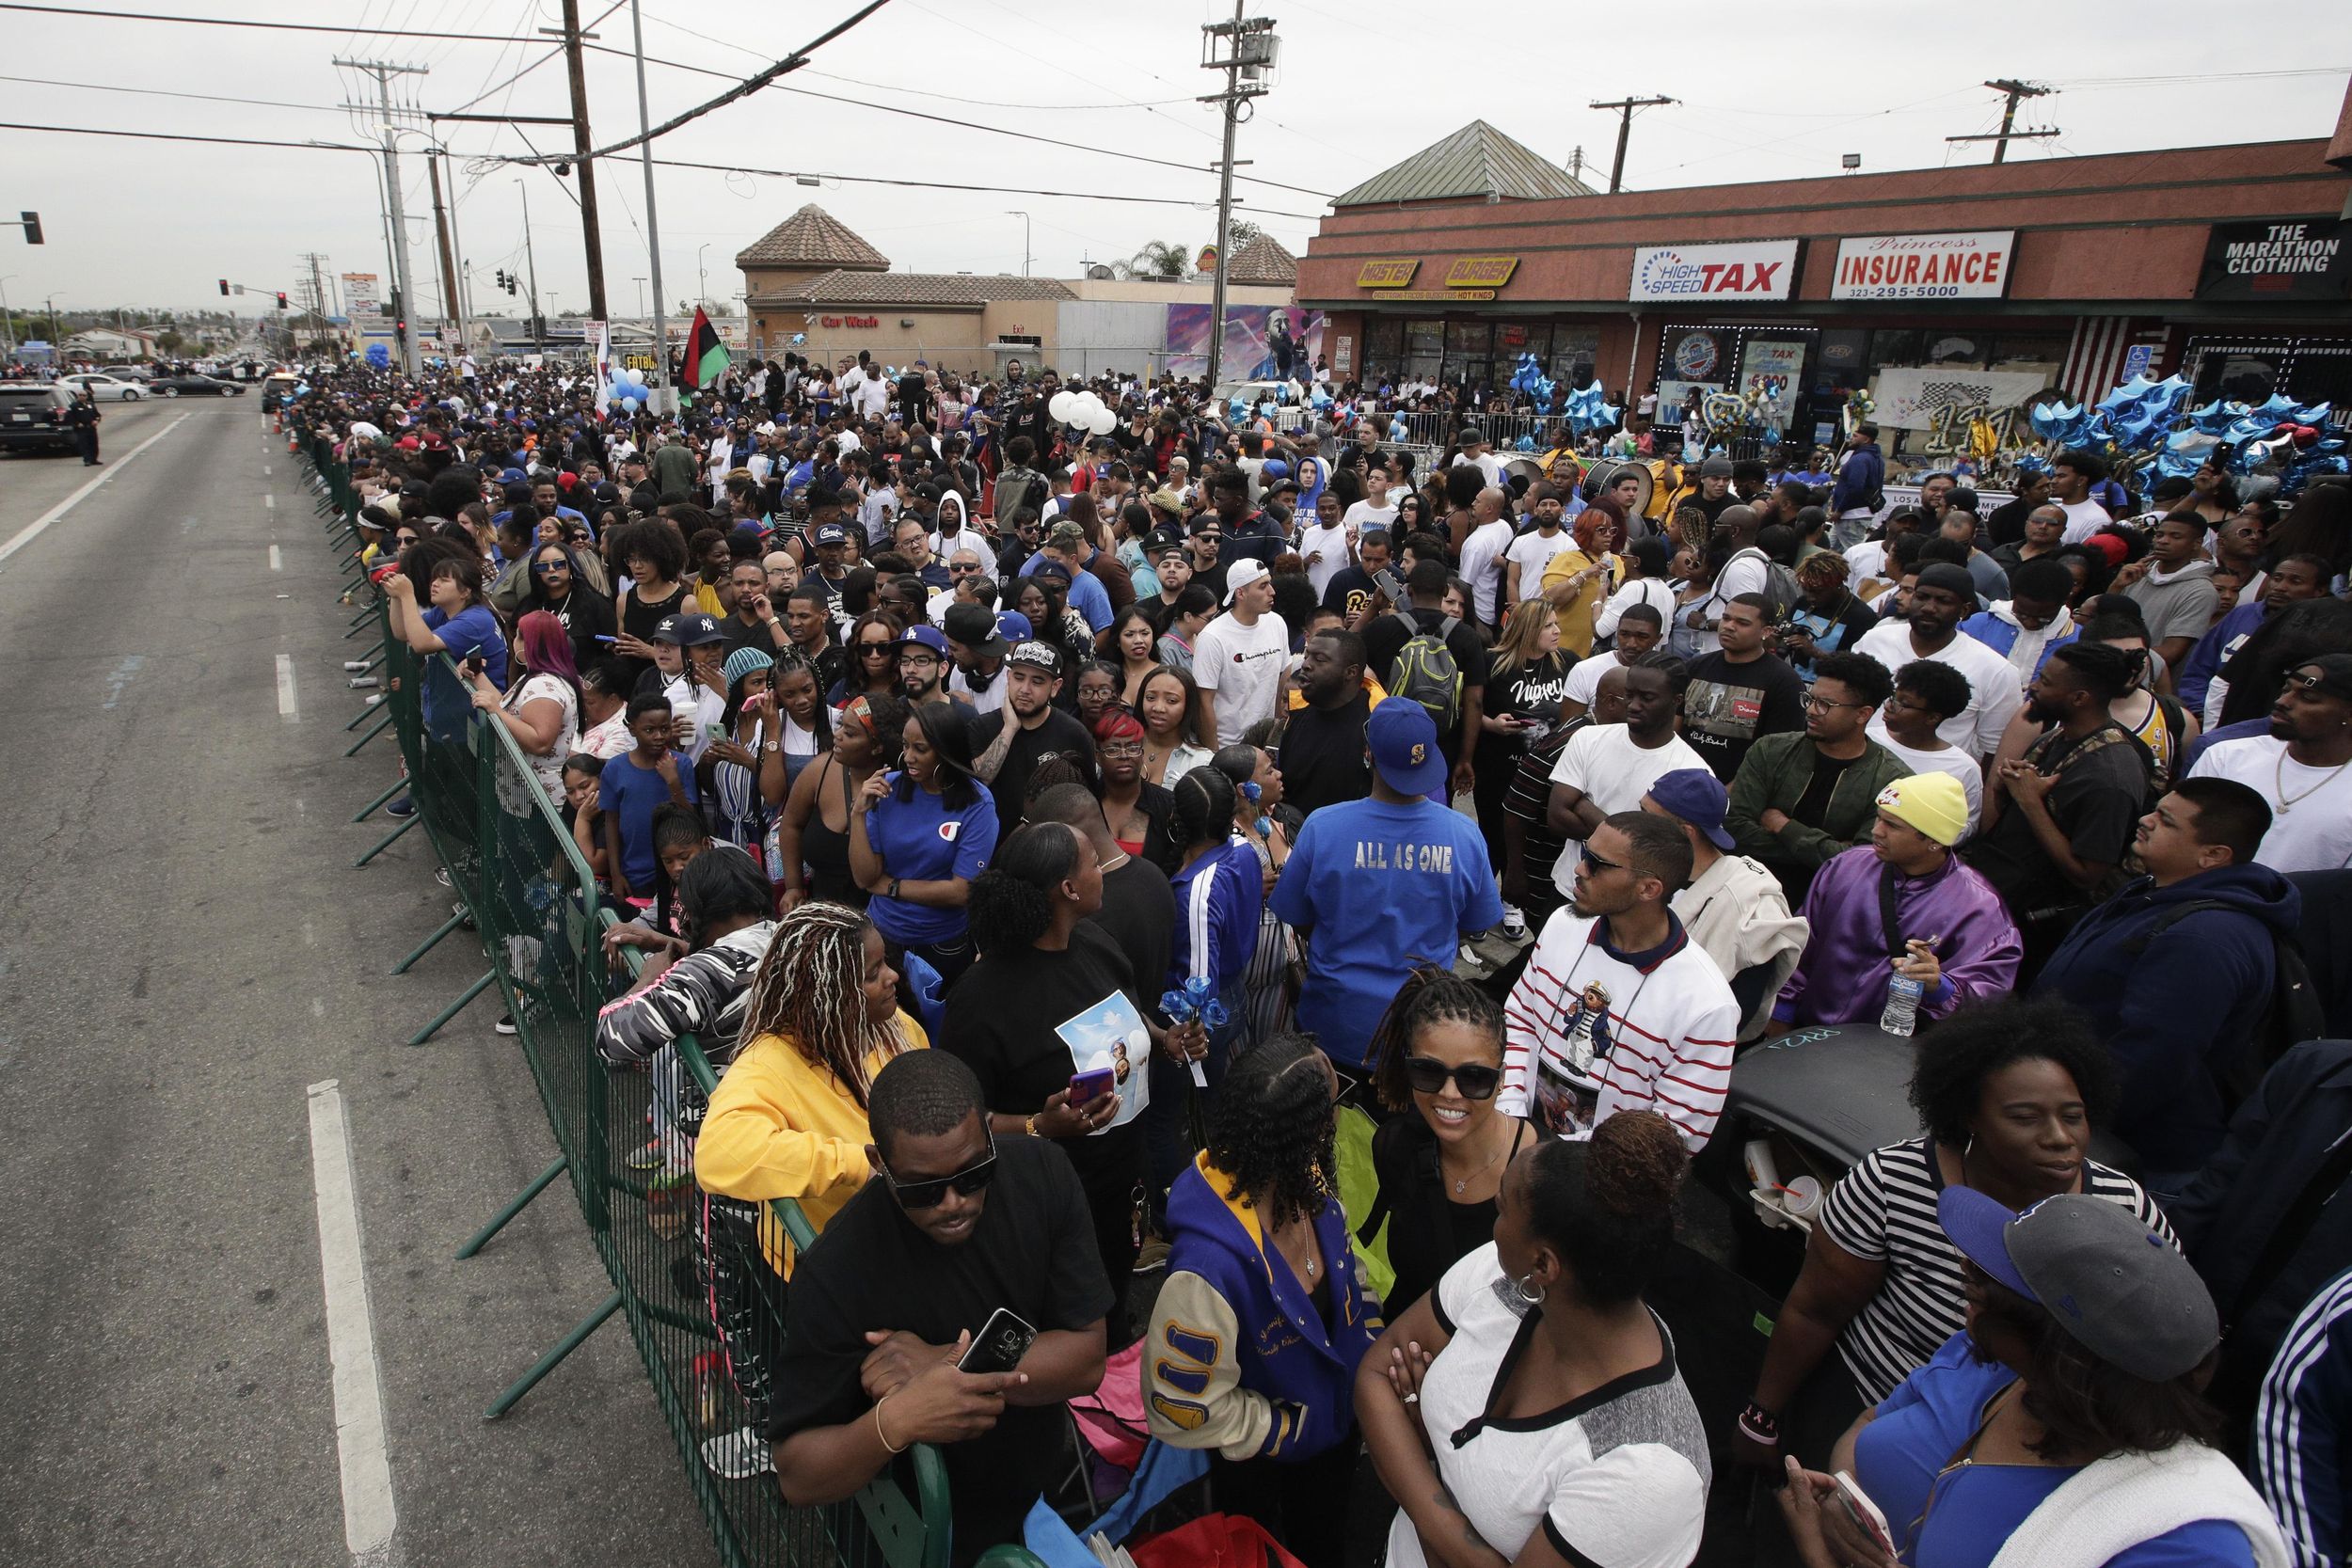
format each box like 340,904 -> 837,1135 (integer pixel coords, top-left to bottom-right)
2034,863 -> 2301,1171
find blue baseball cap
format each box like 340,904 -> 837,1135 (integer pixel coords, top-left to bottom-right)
812,521 -> 850,547
1644,768 -> 1735,851
1366,698 -> 1444,795
993,610 -> 1032,643
896,624 -> 948,657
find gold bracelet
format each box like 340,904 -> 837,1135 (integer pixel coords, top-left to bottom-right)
874,1393 -> 908,1455
1025,1114 -> 1041,1138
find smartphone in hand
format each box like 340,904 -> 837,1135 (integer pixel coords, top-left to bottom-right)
1068,1067 -> 1117,1105
957,1307 -> 1038,1375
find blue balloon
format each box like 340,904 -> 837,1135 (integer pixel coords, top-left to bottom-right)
621,395 -> 641,412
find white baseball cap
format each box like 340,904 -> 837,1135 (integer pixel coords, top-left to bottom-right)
1222,558 -> 1270,606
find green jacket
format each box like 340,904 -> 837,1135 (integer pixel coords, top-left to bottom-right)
1725,732 -> 1909,871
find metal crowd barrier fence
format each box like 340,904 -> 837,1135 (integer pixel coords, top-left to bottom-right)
294,428 -> 952,1568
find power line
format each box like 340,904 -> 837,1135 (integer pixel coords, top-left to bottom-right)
0,72 -> 348,114
0,119 -> 373,151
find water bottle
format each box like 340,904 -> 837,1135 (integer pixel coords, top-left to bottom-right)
1880,973 -> 1924,1037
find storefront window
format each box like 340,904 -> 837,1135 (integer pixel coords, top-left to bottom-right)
1446,320 -> 1493,389
1363,318 -> 1404,383
1551,329 -> 1600,391
1404,318 -> 1444,383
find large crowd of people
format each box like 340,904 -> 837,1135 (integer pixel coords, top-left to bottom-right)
298,345 -> 2352,1568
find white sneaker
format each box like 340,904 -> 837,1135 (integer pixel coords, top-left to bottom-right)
1500,904 -> 1529,941
700,1425 -> 773,1479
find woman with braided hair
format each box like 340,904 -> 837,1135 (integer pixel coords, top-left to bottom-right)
1363,965 -> 1529,1317
1164,764 -> 1263,1089
1359,1111 -> 1709,1568
690,899 -> 925,1478
1146,1034 -> 1383,1568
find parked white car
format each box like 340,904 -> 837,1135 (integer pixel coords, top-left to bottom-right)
60,372 -> 145,403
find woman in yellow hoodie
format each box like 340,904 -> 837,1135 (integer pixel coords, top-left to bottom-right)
692,900 -> 926,1474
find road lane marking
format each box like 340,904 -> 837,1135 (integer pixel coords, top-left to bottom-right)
306,1080 -> 398,1561
265,494 -> 276,511
0,412 -> 190,571
270,545 -> 283,571
277,654 -> 300,721
103,654 -> 146,709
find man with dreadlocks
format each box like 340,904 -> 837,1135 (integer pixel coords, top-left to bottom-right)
691,900 -> 928,1477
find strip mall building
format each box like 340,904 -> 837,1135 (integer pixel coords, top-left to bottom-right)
1298,98 -> 2352,462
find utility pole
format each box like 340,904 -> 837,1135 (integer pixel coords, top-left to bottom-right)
301,251 -> 331,348
550,0 -> 609,321
1947,79 -> 2058,164
436,149 -> 472,355
1199,0 -> 1279,388
1589,95 -> 1675,194
516,179 -> 544,352
628,0 -> 670,410
1566,146 -> 1586,182
336,55 -> 428,375
427,154 -> 463,338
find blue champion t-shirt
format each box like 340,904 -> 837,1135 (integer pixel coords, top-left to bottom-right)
598,749 -> 700,894
1270,797 -> 1502,1068
863,775 -> 1000,947
421,603 -> 508,736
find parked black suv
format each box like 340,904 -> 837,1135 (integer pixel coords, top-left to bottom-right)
0,383 -> 76,455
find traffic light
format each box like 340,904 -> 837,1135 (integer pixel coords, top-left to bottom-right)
395,319 -> 408,347
388,288 -> 401,319
20,211 -> 40,245
276,292 -> 288,309
219,278 -> 230,296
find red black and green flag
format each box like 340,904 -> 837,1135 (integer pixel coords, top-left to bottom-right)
685,306 -> 730,393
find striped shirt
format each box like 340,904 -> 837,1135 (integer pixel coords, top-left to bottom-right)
2257,1265 -> 2352,1568
1500,911 -> 1740,1152
1820,1136 -> 2174,1404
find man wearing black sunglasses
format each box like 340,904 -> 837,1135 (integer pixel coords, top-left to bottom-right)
770,1052 -> 1112,1562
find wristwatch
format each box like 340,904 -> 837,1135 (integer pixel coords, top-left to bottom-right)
887,877 -> 901,900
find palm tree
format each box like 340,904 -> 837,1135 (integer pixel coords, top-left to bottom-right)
1130,240 -> 1189,279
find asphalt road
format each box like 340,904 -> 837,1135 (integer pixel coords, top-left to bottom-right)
0,401 -> 707,1567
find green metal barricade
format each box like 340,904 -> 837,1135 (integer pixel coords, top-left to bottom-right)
294,435 -> 953,1568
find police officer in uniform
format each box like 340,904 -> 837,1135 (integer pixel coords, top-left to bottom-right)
66,388 -> 101,466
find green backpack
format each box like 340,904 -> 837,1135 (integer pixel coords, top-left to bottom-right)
1387,610 -> 1464,733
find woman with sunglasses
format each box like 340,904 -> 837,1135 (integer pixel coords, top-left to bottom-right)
1363,966 -> 1527,1318
850,702 -> 998,990
1147,1034 -> 1382,1568
829,610 -> 902,707
607,516 -> 696,688
1090,706 -> 1173,865
1358,1112 -> 1704,1568
517,540 -> 616,676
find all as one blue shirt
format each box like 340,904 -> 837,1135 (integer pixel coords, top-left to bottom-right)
421,603 -> 507,737
598,750 -> 699,893
1853,1334 -> 2258,1568
1270,797 -> 1502,1068
863,776 -> 999,947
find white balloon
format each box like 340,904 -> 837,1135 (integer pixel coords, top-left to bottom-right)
1048,390 -> 1078,423
1087,406 -> 1117,436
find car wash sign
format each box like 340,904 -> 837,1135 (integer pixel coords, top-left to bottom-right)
1831,230 -> 2015,301
1629,240 -> 1798,302
2198,219 -> 2352,301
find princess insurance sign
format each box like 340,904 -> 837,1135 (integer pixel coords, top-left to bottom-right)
1831,231 -> 2015,301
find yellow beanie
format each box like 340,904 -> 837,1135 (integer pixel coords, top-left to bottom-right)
1875,772 -> 1969,847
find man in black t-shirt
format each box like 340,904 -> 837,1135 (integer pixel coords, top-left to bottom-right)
1682,594 -> 1807,783
768,1053 -> 1111,1564
970,641 -> 1099,838
1282,628 -> 1375,817
1322,527 -> 1390,626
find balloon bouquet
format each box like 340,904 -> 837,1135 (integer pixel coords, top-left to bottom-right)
2027,372 -> 2346,496
1508,353 -> 1618,452
605,364 -> 651,414
1051,386 -> 1121,440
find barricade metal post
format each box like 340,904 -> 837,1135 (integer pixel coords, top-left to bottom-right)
453,1153 -> 569,1259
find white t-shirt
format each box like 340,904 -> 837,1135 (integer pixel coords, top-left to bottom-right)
1341,499 -> 1398,535
1561,650 -> 1631,713
1853,621 -> 2024,760
1459,518 -> 1515,625
1867,732 -> 1985,839
1297,521 -> 1351,596
501,673 -> 580,801
949,663 -> 1005,716
1454,450 -> 1505,487
2058,496 -> 2111,545
1505,528 -> 1580,606
1193,610 -> 1291,746
1546,723 -> 1708,899
1384,1243 -> 1709,1568
2189,736 -> 2352,872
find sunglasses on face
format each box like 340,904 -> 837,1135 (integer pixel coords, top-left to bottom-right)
1403,1056 -> 1502,1101
879,1135 -> 999,1210
1580,843 -> 1624,875
532,561 -> 567,575
860,641 -> 895,655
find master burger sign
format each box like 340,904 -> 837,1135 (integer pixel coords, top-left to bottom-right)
1628,240 -> 1799,302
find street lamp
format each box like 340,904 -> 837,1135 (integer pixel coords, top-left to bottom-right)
44,291 -> 66,346
697,243 -> 710,313
1005,211 -> 1031,277
0,276 -> 17,355
632,276 -> 645,318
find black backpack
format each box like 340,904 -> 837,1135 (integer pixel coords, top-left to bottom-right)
2126,900 -> 2326,1104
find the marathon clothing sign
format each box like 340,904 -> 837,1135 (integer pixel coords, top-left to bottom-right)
1629,240 -> 1799,302
1831,230 -> 2015,301
2198,220 -> 2352,301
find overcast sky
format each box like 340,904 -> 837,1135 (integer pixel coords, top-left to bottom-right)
5,0 -> 2347,318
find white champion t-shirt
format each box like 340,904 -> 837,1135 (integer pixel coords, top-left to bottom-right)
1193,610 -> 1291,746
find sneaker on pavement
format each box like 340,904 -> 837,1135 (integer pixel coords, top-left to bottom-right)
494,1012 -> 518,1035
700,1426 -> 774,1480
1500,904 -> 1529,942
384,795 -> 416,817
